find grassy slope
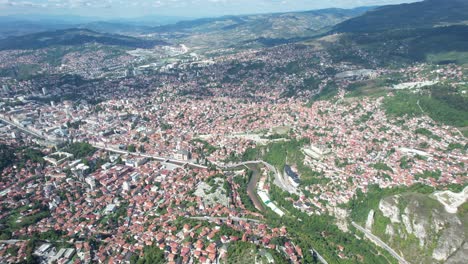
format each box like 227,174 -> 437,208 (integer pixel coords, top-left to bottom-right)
383,84 -> 468,135
328,25 -> 468,67
371,193 -> 446,263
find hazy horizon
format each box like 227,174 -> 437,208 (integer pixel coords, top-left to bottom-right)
0,0 -> 421,19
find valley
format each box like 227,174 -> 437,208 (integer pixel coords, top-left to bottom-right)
0,0 -> 467,263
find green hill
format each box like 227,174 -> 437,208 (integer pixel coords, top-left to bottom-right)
326,0 -> 468,66
334,0 -> 468,32
333,25 -> 468,66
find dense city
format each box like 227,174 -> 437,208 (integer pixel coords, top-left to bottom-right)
0,0 -> 467,263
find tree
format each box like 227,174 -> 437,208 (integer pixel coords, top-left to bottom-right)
138,145 -> 145,153
131,246 -> 165,264
63,142 -> 96,159
127,144 -> 136,153
0,144 -> 15,171
22,239 -> 40,264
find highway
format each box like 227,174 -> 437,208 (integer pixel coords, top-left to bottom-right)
352,222 -> 409,264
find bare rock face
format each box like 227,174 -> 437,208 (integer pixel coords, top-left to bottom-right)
385,224 -> 395,239
365,209 -> 375,230
411,216 -> 428,247
432,213 -> 464,262
401,208 -> 413,234
331,206 -> 350,232
379,196 -> 401,223
432,225 -> 464,261
374,193 -> 467,264
445,241 -> 468,264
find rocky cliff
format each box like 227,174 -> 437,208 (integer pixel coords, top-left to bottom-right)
366,192 -> 467,264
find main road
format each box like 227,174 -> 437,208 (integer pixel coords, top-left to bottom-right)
92,144 -> 207,170
352,222 -> 409,264
2,115 -> 330,263
0,115 -> 62,145
0,115 -> 207,170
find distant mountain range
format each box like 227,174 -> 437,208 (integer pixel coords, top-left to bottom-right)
0,7 -> 374,51
152,7 -> 373,34
0,14 -> 190,39
0,0 -> 466,59
147,7 -> 375,50
0,29 -> 167,51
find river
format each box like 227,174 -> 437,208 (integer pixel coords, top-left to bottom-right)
245,164 -> 265,212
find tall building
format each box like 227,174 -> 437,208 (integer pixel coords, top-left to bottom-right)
122,181 -> 130,192
85,177 -> 96,191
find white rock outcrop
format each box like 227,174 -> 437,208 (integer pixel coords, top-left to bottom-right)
379,196 -> 400,223
385,224 -> 395,238
401,207 -> 413,235
365,209 -> 375,230
377,193 -> 466,263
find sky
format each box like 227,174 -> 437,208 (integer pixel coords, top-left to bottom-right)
0,0 -> 421,18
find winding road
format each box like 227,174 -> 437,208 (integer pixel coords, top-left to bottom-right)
352,222 -> 409,264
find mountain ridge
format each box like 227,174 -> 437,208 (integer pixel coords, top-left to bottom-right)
151,7 -> 375,33
0,28 -> 167,50
334,0 -> 468,32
